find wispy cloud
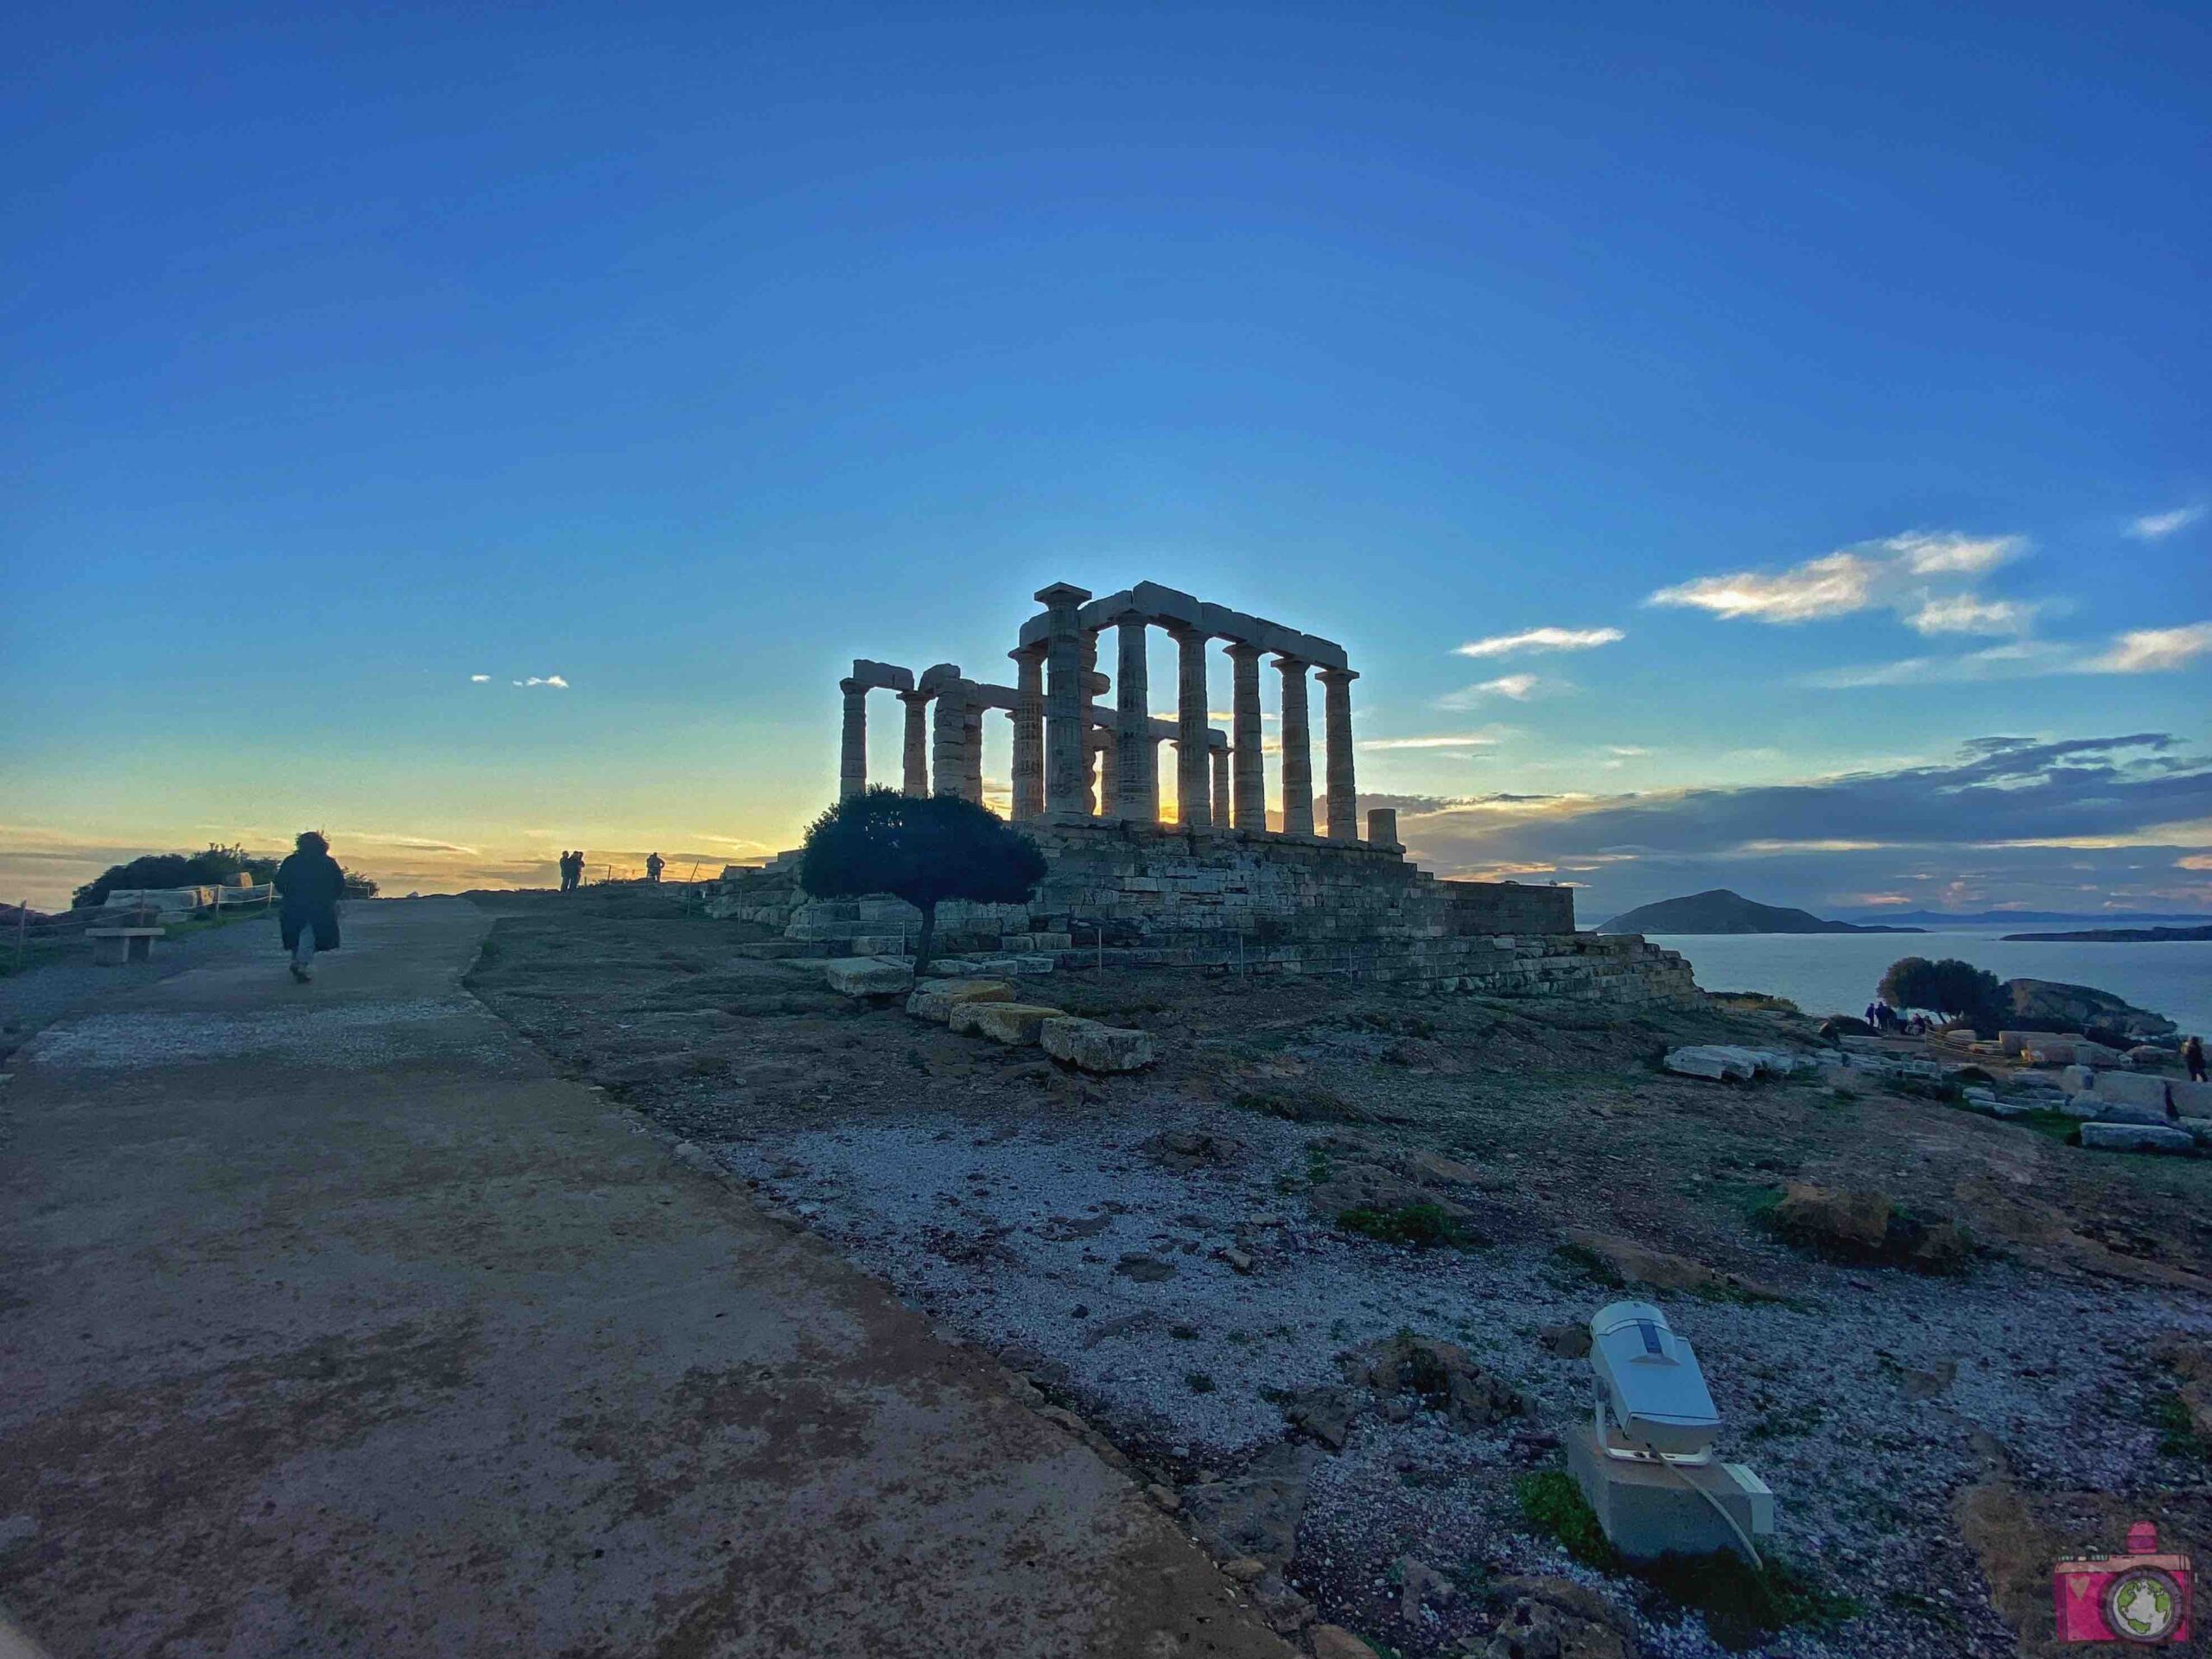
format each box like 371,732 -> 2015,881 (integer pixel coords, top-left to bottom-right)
1453,626 -> 1623,658
1359,731 -> 1507,752
1606,746 -> 1651,757
1907,594 -> 2039,636
2126,505 -> 2205,541
1884,531 -> 2024,575
511,675 -> 569,689
1435,675 -> 1545,710
469,673 -> 491,683
2088,623 -> 2212,674
1646,531 -> 2026,627
1808,623 -> 2212,687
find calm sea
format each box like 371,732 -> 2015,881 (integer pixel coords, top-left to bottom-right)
1644,924 -> 2212,1039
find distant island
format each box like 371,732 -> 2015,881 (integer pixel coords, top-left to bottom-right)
1999,923 -> 2212,944
1597,889 -> 1925,936
1834,907 -> 2212,926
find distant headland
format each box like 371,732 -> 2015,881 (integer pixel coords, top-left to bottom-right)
1597,889 -> 1924,936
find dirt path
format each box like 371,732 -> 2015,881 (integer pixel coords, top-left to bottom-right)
0,897 -> 1287,1658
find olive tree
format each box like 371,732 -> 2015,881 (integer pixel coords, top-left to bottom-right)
1878,956 -> 2005,1027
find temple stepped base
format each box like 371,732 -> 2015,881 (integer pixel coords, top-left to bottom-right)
706,822 -> 1692,1003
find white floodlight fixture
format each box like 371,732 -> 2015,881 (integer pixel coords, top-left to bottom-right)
1589,1300 -> 1722,1465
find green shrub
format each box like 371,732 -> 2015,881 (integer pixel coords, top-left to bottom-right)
1514,1470 -> 1859,1649
1640,1550 -> 1862,1650
1338,1202 -> 1482,1249
1514,1470 -> 1618,1569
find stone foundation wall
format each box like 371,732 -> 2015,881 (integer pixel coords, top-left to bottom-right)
705,825 -> 1690,1003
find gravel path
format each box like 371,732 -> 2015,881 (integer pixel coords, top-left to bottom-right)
0,912 -> 282,1058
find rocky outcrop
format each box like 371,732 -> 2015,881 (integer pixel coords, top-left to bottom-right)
1769,1183 -> 1971,1273
2003,978 -> 2177,1044
1478,1577 -> 1640,1658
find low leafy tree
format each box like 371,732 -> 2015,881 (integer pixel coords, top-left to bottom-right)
73,842 -> 281,909
1878,956 -> 2004,1027
798,788 -> 1046,974
341,868 -> 379,899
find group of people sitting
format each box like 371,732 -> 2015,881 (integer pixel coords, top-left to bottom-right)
1863,1001 -> 1930,1036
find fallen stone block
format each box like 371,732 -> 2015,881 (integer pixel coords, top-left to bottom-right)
1009,953 -> 1057,975
1663,1045 -> 1755,1081
2021,1042 -> 2079,1066
1039,1016 -> 1158,1073
949,1001 -> 1064,1045
2000,1029 -> 2076,1057
905,979 -> 1018,1023
2180,1117 -> 2212,1147
822,957 -> 914,997
2059,1096 -> 2102,1119
2090,1071 -> 2171,1113
2095,1101 -> 2172,1127
2080,1122 -> 2194,1154
2059,1065 -> 2097,1094
2176,1079 -> 2212,1116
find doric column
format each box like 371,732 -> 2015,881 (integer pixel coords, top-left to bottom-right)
1225,644 -> 1265,830
1167,624 -> 1211,830
1276,656 -> 1314,836
1366,807 -> 1401,849
931,683 -> 966,800
838,678 -> 868,800
1009,645 -> 1046,820
897,690 -> 931,798
1078,632 -> 1101,810
1113,607 -> 1156,823
962,705 -> 984,804
1319,667 -> 1358,839
1038,583 -> 1092,815
1090,728 -> 1117,815
1210,746 -> 1230,826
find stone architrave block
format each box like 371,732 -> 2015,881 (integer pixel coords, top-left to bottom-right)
1039,1017 -> 1159,1073
906,980 -> 1018,1023
949,1002 -> 1064,1045
2089,1071 -> 2172,1113
823,957 -> 915,997
2095,1101 -> 2172,1127
2079,1122 -> 2194,1154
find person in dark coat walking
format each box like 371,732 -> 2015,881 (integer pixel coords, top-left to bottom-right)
2187,1034 -> 2207,1084
275,830 -> 346,983
645,852 -> 664,884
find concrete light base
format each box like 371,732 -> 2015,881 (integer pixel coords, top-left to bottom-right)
1566,1421 -> 1775,1562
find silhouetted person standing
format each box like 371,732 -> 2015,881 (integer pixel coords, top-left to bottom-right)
275,830 -> 345,983
2188,1034 -> 2207,1084
645,852 -> 664,884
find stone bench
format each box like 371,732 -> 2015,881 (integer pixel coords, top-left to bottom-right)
86,927 -> 164,965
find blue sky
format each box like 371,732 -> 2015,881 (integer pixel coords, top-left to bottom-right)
3,2 -> 2207,914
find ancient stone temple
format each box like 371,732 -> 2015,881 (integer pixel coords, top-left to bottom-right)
720,581 -> 1693,1002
